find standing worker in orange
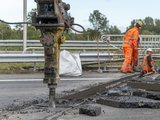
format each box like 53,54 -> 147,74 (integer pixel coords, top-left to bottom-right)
120,20 -> 143,73
141,48 -> 156,76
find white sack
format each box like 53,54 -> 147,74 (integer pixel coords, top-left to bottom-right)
60,50 -> 82,76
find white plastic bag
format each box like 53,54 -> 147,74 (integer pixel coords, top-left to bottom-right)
60,50 -> 82,76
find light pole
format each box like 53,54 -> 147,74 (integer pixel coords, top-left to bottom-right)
23,0 -> 27,52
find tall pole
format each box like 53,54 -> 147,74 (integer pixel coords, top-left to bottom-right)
23,0 -> 27,52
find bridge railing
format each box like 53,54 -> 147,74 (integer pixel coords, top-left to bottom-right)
0,35 -> 160,64
0,34 -> 160,49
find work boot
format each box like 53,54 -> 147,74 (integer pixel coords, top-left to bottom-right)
133,66 -> 141,72
120,70 -> 134,73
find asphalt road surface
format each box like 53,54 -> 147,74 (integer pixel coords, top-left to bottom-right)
1,72 -> 159,120
0,72 -> 122,109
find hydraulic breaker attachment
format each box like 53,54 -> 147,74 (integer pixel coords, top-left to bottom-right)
32,0 -> 74,108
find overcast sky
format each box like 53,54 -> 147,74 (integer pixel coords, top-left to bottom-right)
0,0 -> 160,32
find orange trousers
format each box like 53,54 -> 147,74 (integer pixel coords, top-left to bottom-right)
132,48 -> 138,67
120,47 -> 133,72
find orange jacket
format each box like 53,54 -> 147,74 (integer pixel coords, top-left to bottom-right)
122,26 -> 140,48
142,54 -> 153,72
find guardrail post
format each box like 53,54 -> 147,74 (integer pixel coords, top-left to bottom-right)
33,62 -> 36,71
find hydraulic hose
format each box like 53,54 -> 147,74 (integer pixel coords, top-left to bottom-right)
0,19 -> 85,33
0,19 -> 31,25
70,23 -> 85,33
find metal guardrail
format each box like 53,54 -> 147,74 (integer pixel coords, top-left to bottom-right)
0,35 -> 160,63
0,53 -> 113,63
0,40 -> 160,47
0,54 -> 44,63
1,35 -> 160,51
0,53 -> 160,63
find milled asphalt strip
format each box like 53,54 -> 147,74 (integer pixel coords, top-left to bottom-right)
0,78 -> 118,82
61,73 -> 140,100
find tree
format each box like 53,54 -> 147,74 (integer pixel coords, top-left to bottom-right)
10,28 -> 23,39
127,17 -> 160,35
109,25 -> 121,34
86,28 -> 101,40
11,24 -> 23,39
141,17 -> 155,34
0,22 -> 12,39
154,19 -> 160,34
27,26 -> 41,40
89,10 -> 109,38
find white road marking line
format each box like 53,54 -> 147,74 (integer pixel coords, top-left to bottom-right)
0,78 -> 118,82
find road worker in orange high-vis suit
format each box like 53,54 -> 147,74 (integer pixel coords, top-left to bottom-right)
120,20 -> 143,73
142,48 -> 156,75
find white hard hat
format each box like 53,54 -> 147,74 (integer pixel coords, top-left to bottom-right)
146,48 -> 152,52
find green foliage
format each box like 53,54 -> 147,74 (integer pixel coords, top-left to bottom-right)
127,17 -> 160,35
27,25 -> 41,40
109,25 -> 121,34
89,10 -> 109,34
0,62 -> 44,74
154,19 -> 160,34
65,32 -> 88,40
64,29 -> 87,40
0,22 -> 12,39
88,10 -> 121,40
11,26 -> 23,39
141,17 -> 155,34
86,28 -> 101,40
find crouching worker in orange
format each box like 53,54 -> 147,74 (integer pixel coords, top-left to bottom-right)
120,20 -> 143,73
141,48 -> 156,76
